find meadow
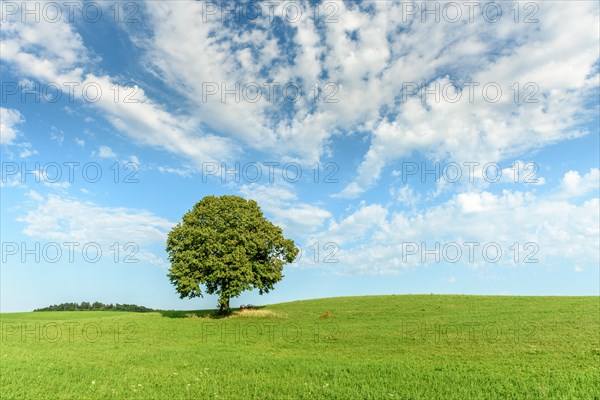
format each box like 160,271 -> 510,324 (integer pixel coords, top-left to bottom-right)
1,295 -> 598,399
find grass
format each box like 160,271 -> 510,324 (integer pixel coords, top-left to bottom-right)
1,295 -> 599,399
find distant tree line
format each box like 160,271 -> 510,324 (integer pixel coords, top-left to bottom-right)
34,302 -> 155,312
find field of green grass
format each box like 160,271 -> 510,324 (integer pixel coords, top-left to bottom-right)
1,295 -> 599,399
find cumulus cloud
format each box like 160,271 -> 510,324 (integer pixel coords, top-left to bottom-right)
310,170 -> 599,274
560,168 -> 600,198
313,201 -> 388,246
0,108 -> 24,145
97,145 -> 116,159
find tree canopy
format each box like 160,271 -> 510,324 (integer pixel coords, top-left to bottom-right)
166,195 -> 298,313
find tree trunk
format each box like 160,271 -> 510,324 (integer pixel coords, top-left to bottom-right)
219,297 -> 230,314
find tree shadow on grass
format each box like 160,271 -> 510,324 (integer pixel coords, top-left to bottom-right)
159,306 -> 266,319
158,309 -> 217,319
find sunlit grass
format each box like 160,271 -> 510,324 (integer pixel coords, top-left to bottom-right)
228,308 -> 287,319
1,295 -> 598,399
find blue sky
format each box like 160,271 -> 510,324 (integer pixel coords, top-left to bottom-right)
1,1 -> 598,312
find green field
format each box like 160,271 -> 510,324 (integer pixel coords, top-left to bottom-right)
1,295 -> 599,399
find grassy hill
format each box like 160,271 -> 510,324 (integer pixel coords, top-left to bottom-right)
1,295 -> 598,399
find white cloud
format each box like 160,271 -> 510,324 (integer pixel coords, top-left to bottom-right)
2,2 -> 597,177
31,170 -> 71,189
239,183 -> 331,237
50,126 -> 64,145
0,171 -> 23,188
560,168 -> 600,198
97,145 -> 116,159
8,141 -> 38,158
1,9 -> 237,166
334,181 -> 364,199
74,138 -> 85,147
0,108 -> 24,145
456,191 -> 504,214
82,74 -> 238,165
19,195 -> 173,243
157,166 -> 194,178
18,146 -> 37,158
310,173 -> 599,274
18,194 -> 174,268
390,185 -> 421,207
500,161 -> 546,186
331,2 -> 599,196
0,7 -> 86,84
137,1 -> 326,161
315,202 -> 388,246
25,190 -> 43,202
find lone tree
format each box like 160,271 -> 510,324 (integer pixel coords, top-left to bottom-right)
166,195 -> 298,314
